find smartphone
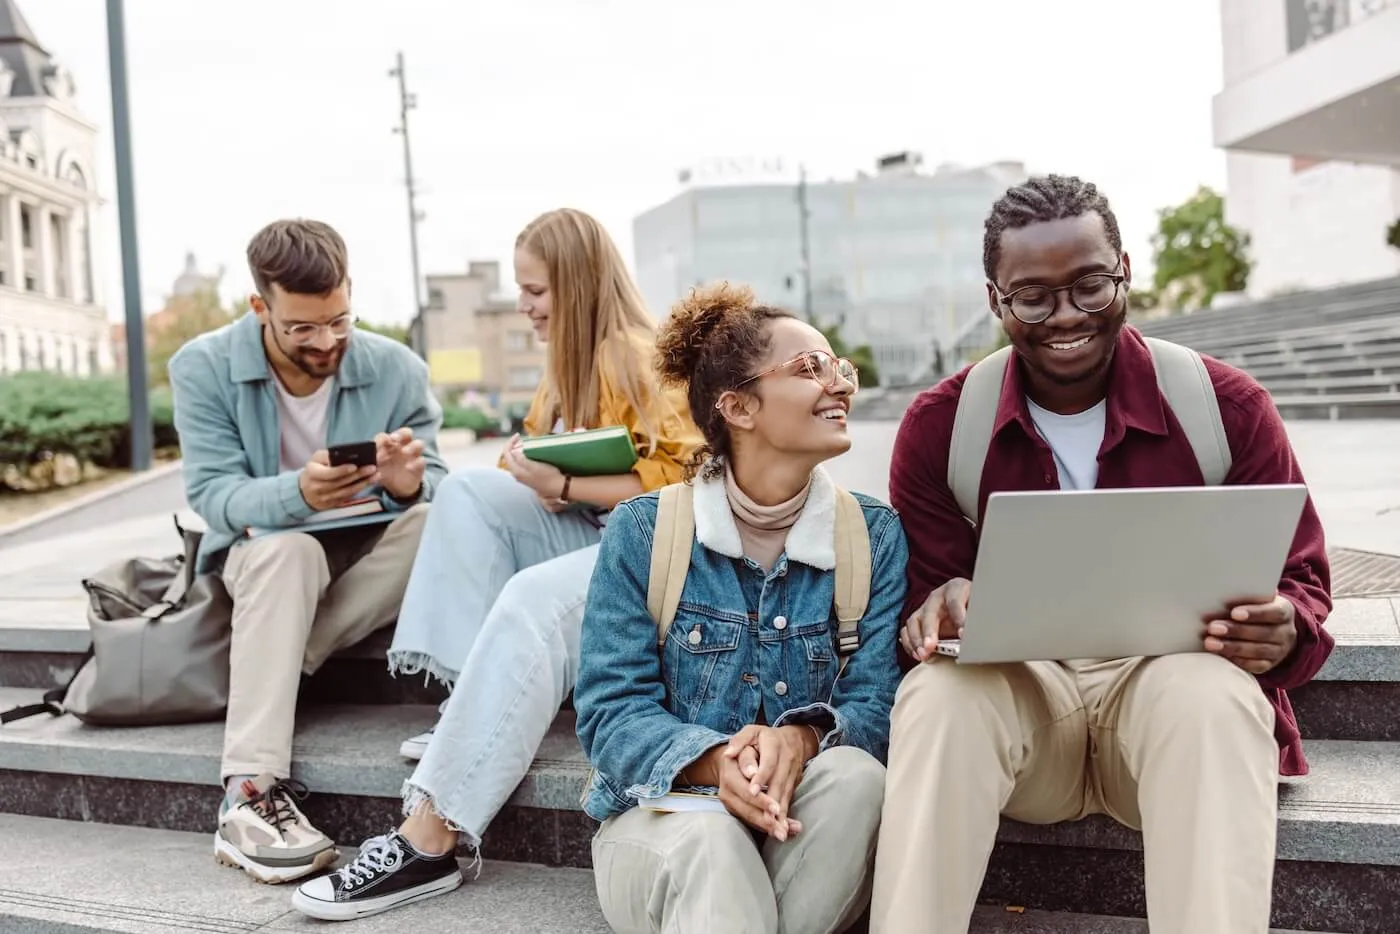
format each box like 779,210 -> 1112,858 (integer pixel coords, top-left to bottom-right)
327,441 -> 378,469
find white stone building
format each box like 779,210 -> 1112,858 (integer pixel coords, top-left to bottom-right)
0,0 -> 112,377
1213,0 -> 1400,297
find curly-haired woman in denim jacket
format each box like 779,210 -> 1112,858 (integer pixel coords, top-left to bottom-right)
574,282 -> 909,934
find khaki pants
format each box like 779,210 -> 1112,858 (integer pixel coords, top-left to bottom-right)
219,505 -> 429,779
592,745 -> 885,934
870,654 -> 1278,934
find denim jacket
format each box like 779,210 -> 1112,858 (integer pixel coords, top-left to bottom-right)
168,312 -> 447,573
573,464 -> 908,822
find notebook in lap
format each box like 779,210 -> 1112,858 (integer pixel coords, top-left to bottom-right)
936,484 -> 1309,664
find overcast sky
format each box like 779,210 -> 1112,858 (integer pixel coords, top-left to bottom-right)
29,0 -> 1226,326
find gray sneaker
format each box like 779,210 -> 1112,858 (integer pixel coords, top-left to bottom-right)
214,775 -> 338,884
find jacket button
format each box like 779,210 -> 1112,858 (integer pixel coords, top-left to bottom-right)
688,629 -> 702,645
774,681 -> 789,696
773,616 -> 788,630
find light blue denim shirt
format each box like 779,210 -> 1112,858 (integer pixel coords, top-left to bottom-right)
574,465 -> 908,822
168,312 -> 447,573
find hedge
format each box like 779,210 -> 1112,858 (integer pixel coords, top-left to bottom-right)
0,372 -> 177,471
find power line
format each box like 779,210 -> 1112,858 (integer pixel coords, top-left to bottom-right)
389,51 -> 426,355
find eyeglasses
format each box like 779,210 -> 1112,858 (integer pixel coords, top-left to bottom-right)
991,262 -> 1126,325
720,349 -> 859,409
276,313 -> 356,345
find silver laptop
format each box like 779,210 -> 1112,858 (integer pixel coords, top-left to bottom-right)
938,484 -> 1309,665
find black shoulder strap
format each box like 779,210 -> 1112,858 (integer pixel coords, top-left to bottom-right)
0,646 -> 92,725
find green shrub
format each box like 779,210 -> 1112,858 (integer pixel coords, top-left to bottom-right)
440,404 -> 495,433
0,372 -> 177,470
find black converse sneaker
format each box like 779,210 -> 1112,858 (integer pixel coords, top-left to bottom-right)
291,831 -> 465,921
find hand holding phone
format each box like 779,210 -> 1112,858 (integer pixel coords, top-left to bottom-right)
301,445 -> 378,510
327,441 -> 378,469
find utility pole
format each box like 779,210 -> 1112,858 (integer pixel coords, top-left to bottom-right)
389,51 -> 426,355
105,0 -> 151,472
796,164 -> 813,322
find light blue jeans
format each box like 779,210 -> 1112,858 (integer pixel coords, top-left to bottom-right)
387,466 -> 602,844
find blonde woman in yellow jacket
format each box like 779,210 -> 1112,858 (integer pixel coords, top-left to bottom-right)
291,209 -> 702,921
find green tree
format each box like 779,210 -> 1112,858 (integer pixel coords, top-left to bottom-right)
148,289 -> 244,385
358,320 -> 411,345
1387,217 -> 1400,252
818,322 -> 880,388
1150,186 -> 1252,312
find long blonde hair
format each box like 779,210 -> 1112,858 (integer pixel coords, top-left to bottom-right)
517,208 -> 665,452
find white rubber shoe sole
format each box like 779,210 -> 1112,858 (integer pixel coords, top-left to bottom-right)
399,730 -> 433,760
291,870 -> 464,920
213,832 -> 338,884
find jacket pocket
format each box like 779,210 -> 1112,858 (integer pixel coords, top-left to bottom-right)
800,626 -> 837,702
663,610 -> 745,719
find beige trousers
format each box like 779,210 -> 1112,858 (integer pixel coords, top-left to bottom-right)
592,745 -> 885,934
219,505 -> 429,779
870,654 -> 1279,934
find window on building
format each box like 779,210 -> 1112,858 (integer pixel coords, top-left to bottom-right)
20,205 -> 32,248
508,365 -> 543,390
506,331 -> 531,352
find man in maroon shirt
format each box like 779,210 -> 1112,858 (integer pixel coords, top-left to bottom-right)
869,175 -> 1332,934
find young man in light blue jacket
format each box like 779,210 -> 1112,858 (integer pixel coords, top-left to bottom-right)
168,219 -> 446,885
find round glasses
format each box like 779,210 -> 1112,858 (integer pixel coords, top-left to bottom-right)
992,268 -> 1126,325
279,314 -> 356,345
722,349 -> 859,408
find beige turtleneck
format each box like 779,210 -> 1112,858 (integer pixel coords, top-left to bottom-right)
725,467 -> 810,571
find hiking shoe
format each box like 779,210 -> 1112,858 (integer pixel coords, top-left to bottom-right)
291,831 -> 463,920
214,775 -> 337,884
400,727 -> 434,760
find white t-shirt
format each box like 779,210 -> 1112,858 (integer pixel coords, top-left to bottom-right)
1025,398 -> 1107,492
273,377 -> 334,473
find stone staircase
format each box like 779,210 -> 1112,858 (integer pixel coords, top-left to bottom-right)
1,594 -> 1398,931
1,426 -> 1398,932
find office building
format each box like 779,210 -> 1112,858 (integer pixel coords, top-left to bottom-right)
633,153 -> 1027,385
420,260 -> 544,412
1213,0 -> 1400,296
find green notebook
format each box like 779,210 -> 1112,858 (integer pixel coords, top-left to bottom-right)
521,425 -> 638,476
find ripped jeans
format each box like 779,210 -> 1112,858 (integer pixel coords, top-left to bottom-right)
387,466 -> 602,844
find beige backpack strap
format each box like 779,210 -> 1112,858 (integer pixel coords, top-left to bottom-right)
1143,337 -> 1231,485
832,488 -> 871,661
947,345 -> 1013,525
646,483 -> 696,646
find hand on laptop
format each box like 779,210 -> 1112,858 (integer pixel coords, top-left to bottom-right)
1202,594 -> 1298,675
901,578 -> 971,663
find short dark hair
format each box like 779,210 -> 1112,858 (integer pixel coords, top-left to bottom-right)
246,219 -> 348,298
982,174 -> 1122,281
655,281 -> 796,481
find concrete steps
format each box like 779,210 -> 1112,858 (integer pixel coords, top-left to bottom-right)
0,816 -> 1342,934
2,688 -> 1398,931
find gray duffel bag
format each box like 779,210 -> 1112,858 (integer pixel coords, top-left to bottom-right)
2,515 -> 233,727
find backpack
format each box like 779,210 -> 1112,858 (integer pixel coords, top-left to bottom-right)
947,336 -> 1232,524
645,481 -> 872,669
1,516 -> 234,728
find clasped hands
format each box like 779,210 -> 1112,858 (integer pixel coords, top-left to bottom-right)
692,723 -> 818,843
297,428 -> 426,511
900,577 -> 1298,676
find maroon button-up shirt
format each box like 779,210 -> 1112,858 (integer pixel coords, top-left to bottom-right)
889,325 -> 1333,776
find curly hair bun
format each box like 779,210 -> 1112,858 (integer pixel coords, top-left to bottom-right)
655,281 -> 755,387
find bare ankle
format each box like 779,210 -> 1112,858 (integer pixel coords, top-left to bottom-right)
399,802 -> 459,856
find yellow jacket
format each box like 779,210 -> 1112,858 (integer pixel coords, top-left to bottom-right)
509,334 -> 703,492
